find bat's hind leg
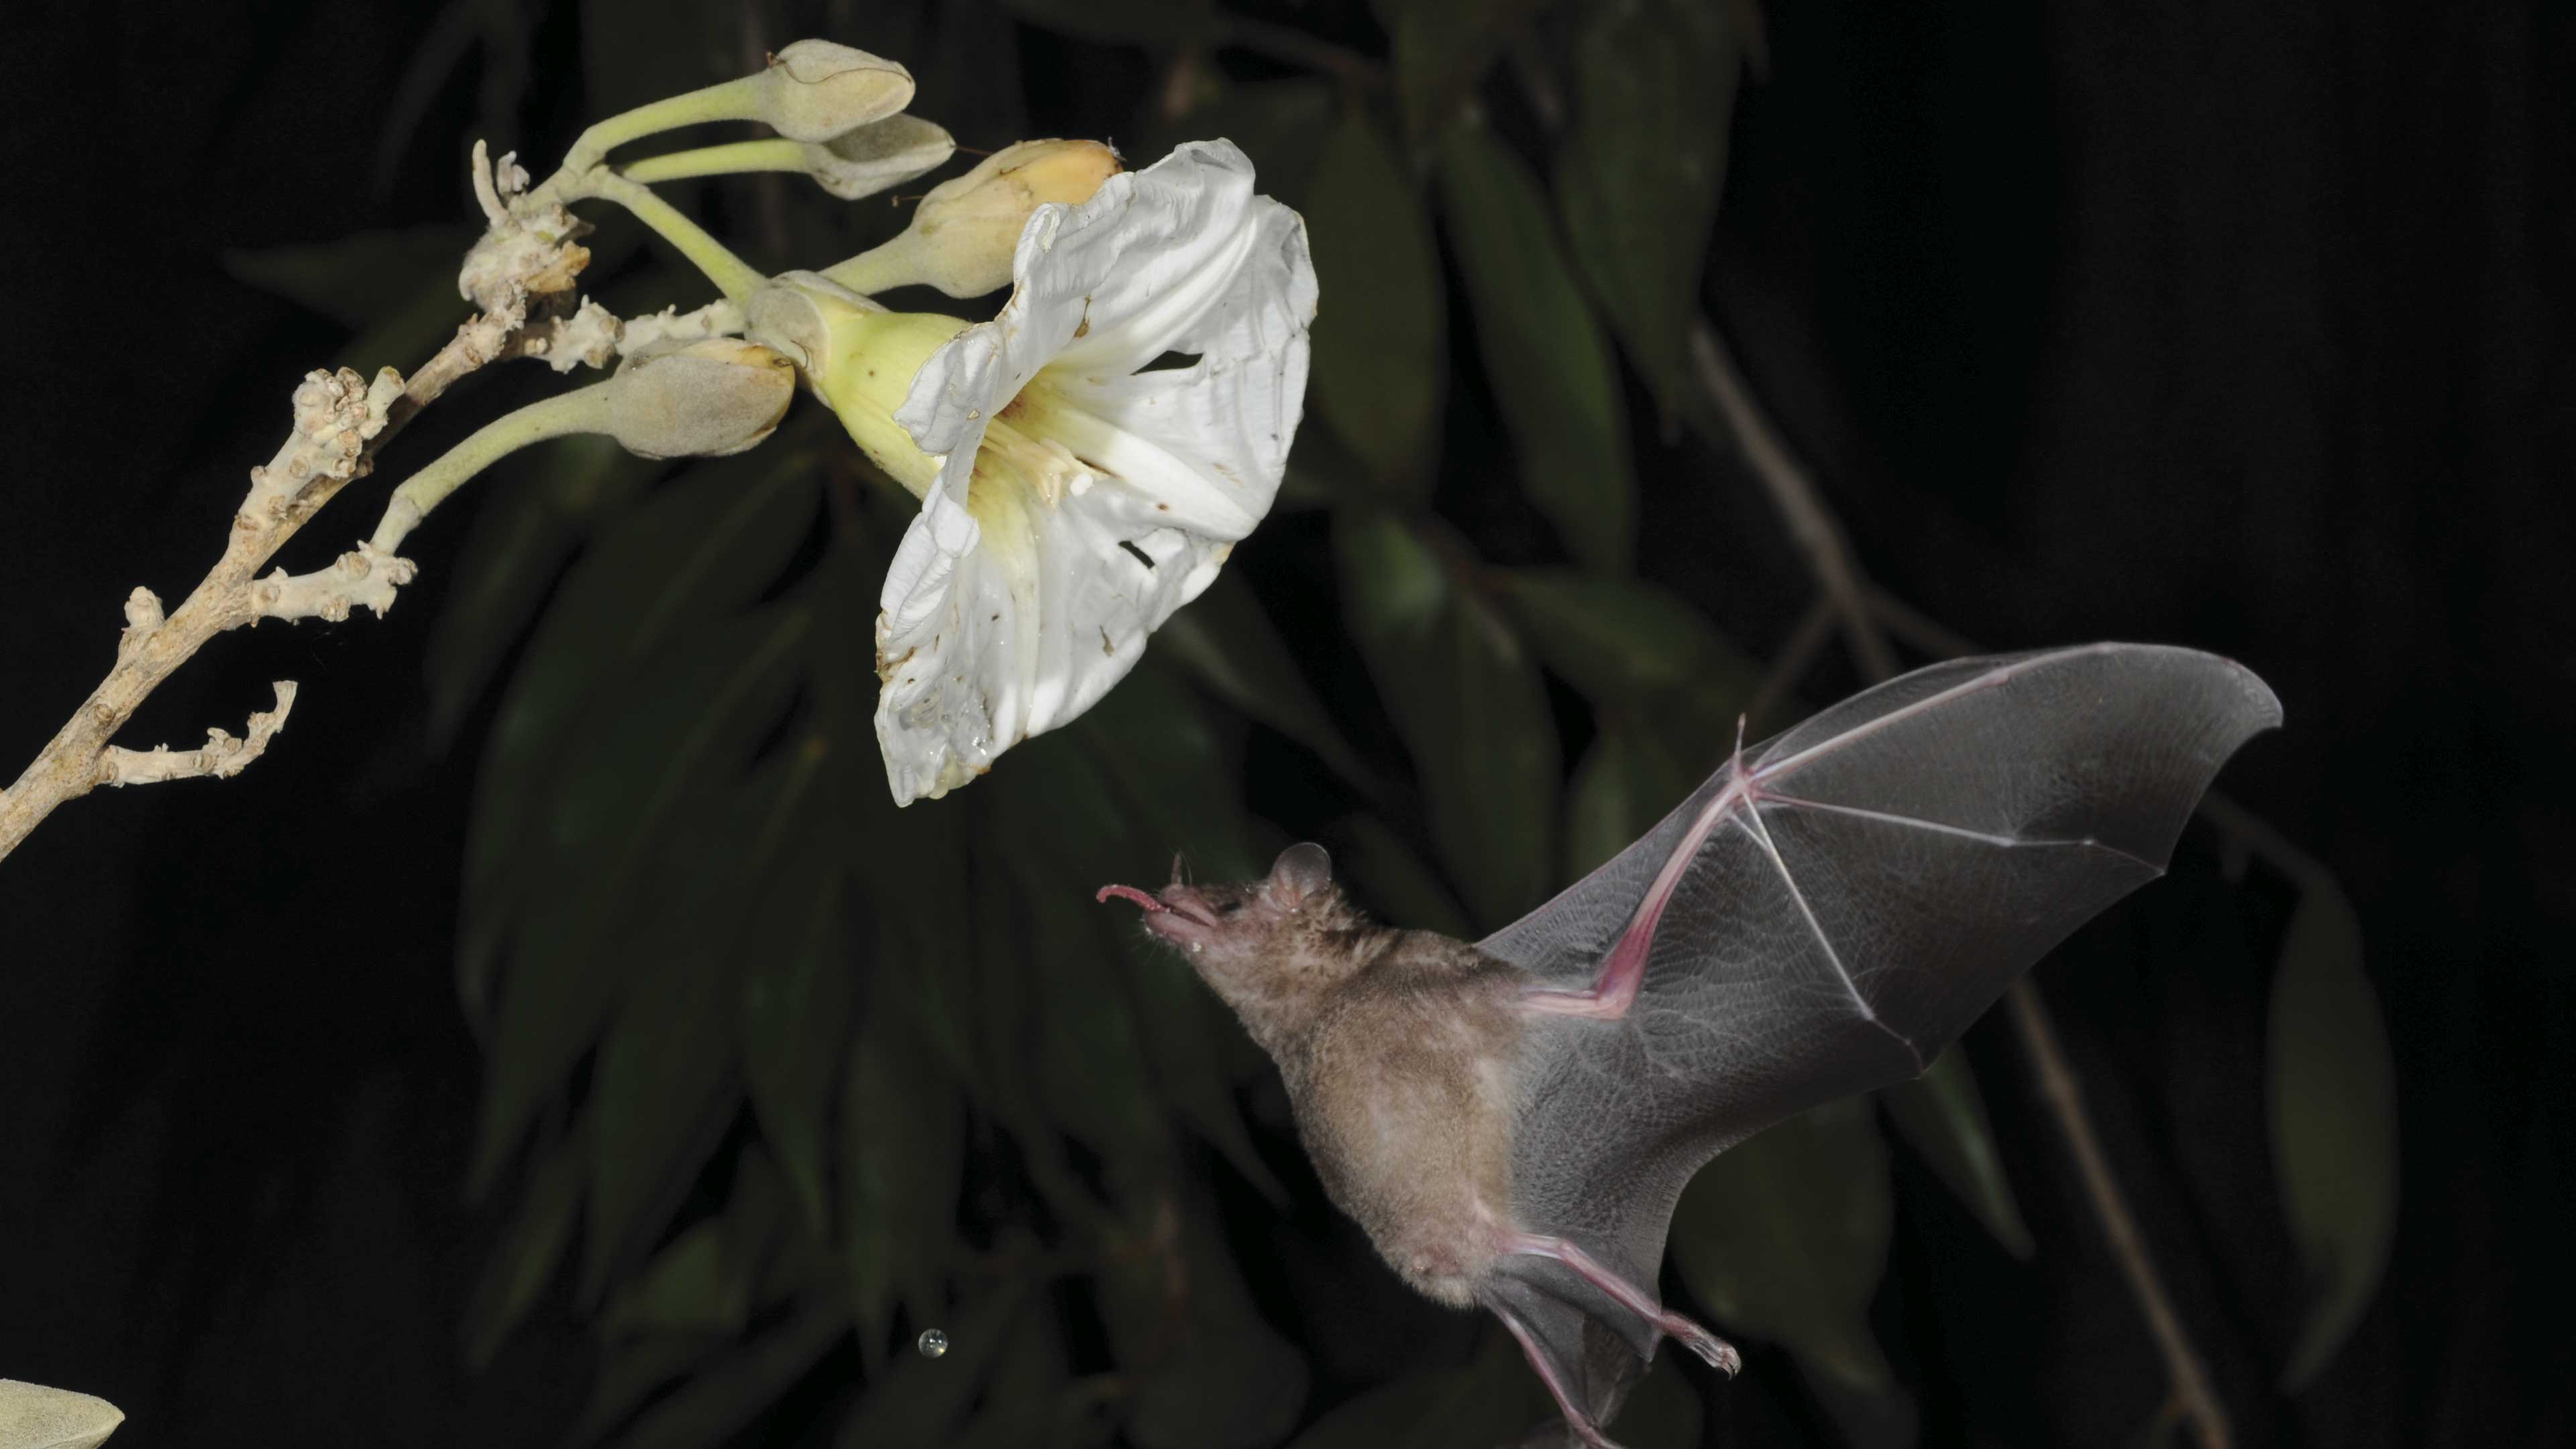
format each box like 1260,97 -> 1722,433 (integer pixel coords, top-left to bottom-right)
1487,1297 -> 1626,1449
1499,1232 -> 1741,1376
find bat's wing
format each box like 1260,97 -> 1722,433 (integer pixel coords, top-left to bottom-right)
1476,643 -> 2281,1416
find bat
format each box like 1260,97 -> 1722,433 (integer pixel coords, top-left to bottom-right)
1097,643 -> 2281,1446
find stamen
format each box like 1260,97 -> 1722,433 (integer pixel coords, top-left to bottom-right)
975,414 -> 1087,506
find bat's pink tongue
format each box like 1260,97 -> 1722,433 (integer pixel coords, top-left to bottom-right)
1095,884 -> 1165,912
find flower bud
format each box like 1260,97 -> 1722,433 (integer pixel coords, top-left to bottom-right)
896,139 -> 1124,297
808,113 -> 955,200
604,338 -> 798,460
759,40 -> 912,143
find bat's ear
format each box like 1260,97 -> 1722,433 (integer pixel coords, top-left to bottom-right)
1267,843 -> 1334,907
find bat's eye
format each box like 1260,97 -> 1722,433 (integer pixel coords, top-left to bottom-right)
1216,899 -> 1243,917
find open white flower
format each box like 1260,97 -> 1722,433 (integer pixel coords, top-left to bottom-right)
755,140 -> 1314,804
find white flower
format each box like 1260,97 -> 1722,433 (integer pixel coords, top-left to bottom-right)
868,140 -> 1315,804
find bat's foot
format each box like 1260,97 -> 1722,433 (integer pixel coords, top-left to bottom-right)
1499,1231 -> 1735,1376
1667,1316 -> 1741,1377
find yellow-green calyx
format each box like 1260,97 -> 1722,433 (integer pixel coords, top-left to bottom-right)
743,272 -> 964,494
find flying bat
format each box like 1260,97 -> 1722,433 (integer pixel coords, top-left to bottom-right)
1097,643 -> 2281,1446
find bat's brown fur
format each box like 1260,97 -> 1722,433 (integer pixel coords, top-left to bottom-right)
1108,846 -> 1527,1307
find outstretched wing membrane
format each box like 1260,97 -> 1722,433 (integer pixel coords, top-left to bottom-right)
1477,643 -> 2282,1419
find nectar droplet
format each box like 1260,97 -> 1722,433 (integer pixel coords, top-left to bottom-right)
916,1328 -> 949,1358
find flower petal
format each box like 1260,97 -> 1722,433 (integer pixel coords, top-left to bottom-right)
871,140 -> 1316,804
873,464 -> 1236,805
892,138 -> 1307,477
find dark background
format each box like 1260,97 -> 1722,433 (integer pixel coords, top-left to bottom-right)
2,1 -> 2567,1445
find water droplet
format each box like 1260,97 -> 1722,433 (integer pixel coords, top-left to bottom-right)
916,1328 -> 949,1358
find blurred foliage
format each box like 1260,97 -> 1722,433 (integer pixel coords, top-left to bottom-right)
217,0 -> 2403,1442
2266,879 -> 2397,1389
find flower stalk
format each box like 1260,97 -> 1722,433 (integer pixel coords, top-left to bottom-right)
621,115 -> 955,201
558,40 -> 914,174
561,168 -> 768,301
2,34 -> 1316,854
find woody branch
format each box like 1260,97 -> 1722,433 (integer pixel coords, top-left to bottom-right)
0,144 -> 595,865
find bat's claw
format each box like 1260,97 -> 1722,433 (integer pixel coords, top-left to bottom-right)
1670,1316 -> 1740,1377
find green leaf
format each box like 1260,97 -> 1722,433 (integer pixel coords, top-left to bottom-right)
1152,78 -> 1336,207
724,1147 -> 821,1307
843,818 -> 975,1090
570,1332 -> 720,1448
1283,1328 -> 1548,1448
1438,125 -> 1635,573
1000,0 -> 1221,45
835,1289 -> 1034,1448
1338,511 -> 1558,928
1071,659 -> 1265,883
585,925 -> 746,1302
461,1116 -> 586,1368
425,435 -> 649,747
1120,938 -> 1289,1205
1305,113 -> 1444,498
1798,1358 -> 1921,1449
1097,1190 -> 1309,1449
1123,1212 -> 1308,1433
604,1298 -> 849,1449
461,453 -> 818,1024
951,1306 -> 1087,1449
1039,686 -> 1287,1196
1012,859 -> 1165,1162
1128,1327 -> 1307,1448
1496,569 -> 1761,715
1670,1095 -> 1897,1392
1372,0 -> 1551,143
601,1220 -> 749,1340
804,541 -> 888,814
471,606 -> 812,1199
1882,1049 -> 2036,1259
739,741 -> 851,1237
2267,877 -> 2396,1389
1556,0 -> 1740,415
579,0 -> 731,121
841,1000 -> 966,1346
1565,721 -> 1702,880
1331,814 -> 1473,939
223,225 -> 478,327
1155,571 -> 1379,801
1611,1352 -> 1707,1448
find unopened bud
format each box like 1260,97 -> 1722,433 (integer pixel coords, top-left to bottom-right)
895,139 -> 1124,297
808,114 -> 956,201
760,40 -> 912,144
605,339 -> 797,460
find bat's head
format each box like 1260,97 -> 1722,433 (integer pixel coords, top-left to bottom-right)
1096,845 -> 1364,1042
1096,842 -> 1342,952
